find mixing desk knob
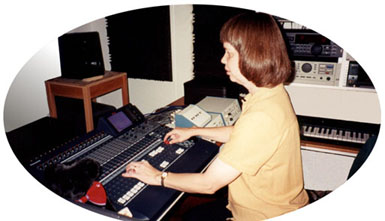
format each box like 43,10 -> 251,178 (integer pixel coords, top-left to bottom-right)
301,63 -> 312,73
311,44 -> 323,55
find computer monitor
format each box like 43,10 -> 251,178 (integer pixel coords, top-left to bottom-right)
58,32 -> 105,79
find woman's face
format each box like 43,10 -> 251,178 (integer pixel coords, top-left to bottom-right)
221,42 -> 249,86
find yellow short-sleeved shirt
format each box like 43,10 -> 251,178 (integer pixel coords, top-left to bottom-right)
218,84 -> 309,220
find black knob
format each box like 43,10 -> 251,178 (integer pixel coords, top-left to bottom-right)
301,63 -> 312,73
311,44 -> 323,55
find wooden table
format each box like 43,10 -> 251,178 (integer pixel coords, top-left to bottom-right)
45,71 -> 129,132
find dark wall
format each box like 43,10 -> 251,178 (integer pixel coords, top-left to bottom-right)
106,6 -> 172,81
192,5 -> 252,81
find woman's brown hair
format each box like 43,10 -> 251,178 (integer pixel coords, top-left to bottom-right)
220,12 -> 292,87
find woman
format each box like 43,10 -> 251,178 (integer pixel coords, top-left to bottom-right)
122,12 -> 309,220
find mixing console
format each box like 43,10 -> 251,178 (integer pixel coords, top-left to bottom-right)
27,105 -> 219,220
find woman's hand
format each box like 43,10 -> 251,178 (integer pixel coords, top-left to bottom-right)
122,160 -> 162,186
163,127 -> 195,144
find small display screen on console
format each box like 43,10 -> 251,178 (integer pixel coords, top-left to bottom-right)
107,111 -> 133,132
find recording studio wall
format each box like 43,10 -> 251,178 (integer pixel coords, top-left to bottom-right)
106,6 -> 172,81
192,5 -> 251,81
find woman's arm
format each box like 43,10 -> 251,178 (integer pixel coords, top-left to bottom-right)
164,126 -> 234,144
122,157 -> 240,194
163,157 -> 240,194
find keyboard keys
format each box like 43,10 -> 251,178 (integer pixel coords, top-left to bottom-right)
330,129 -> 337,140
325,128 -> 330,137
358,132 -> 363,143
337,130 -> 344,141
301,124 -> 370,144
342,131 -> 351,142
312,127 -> 319,137
319,128 -> 325,138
